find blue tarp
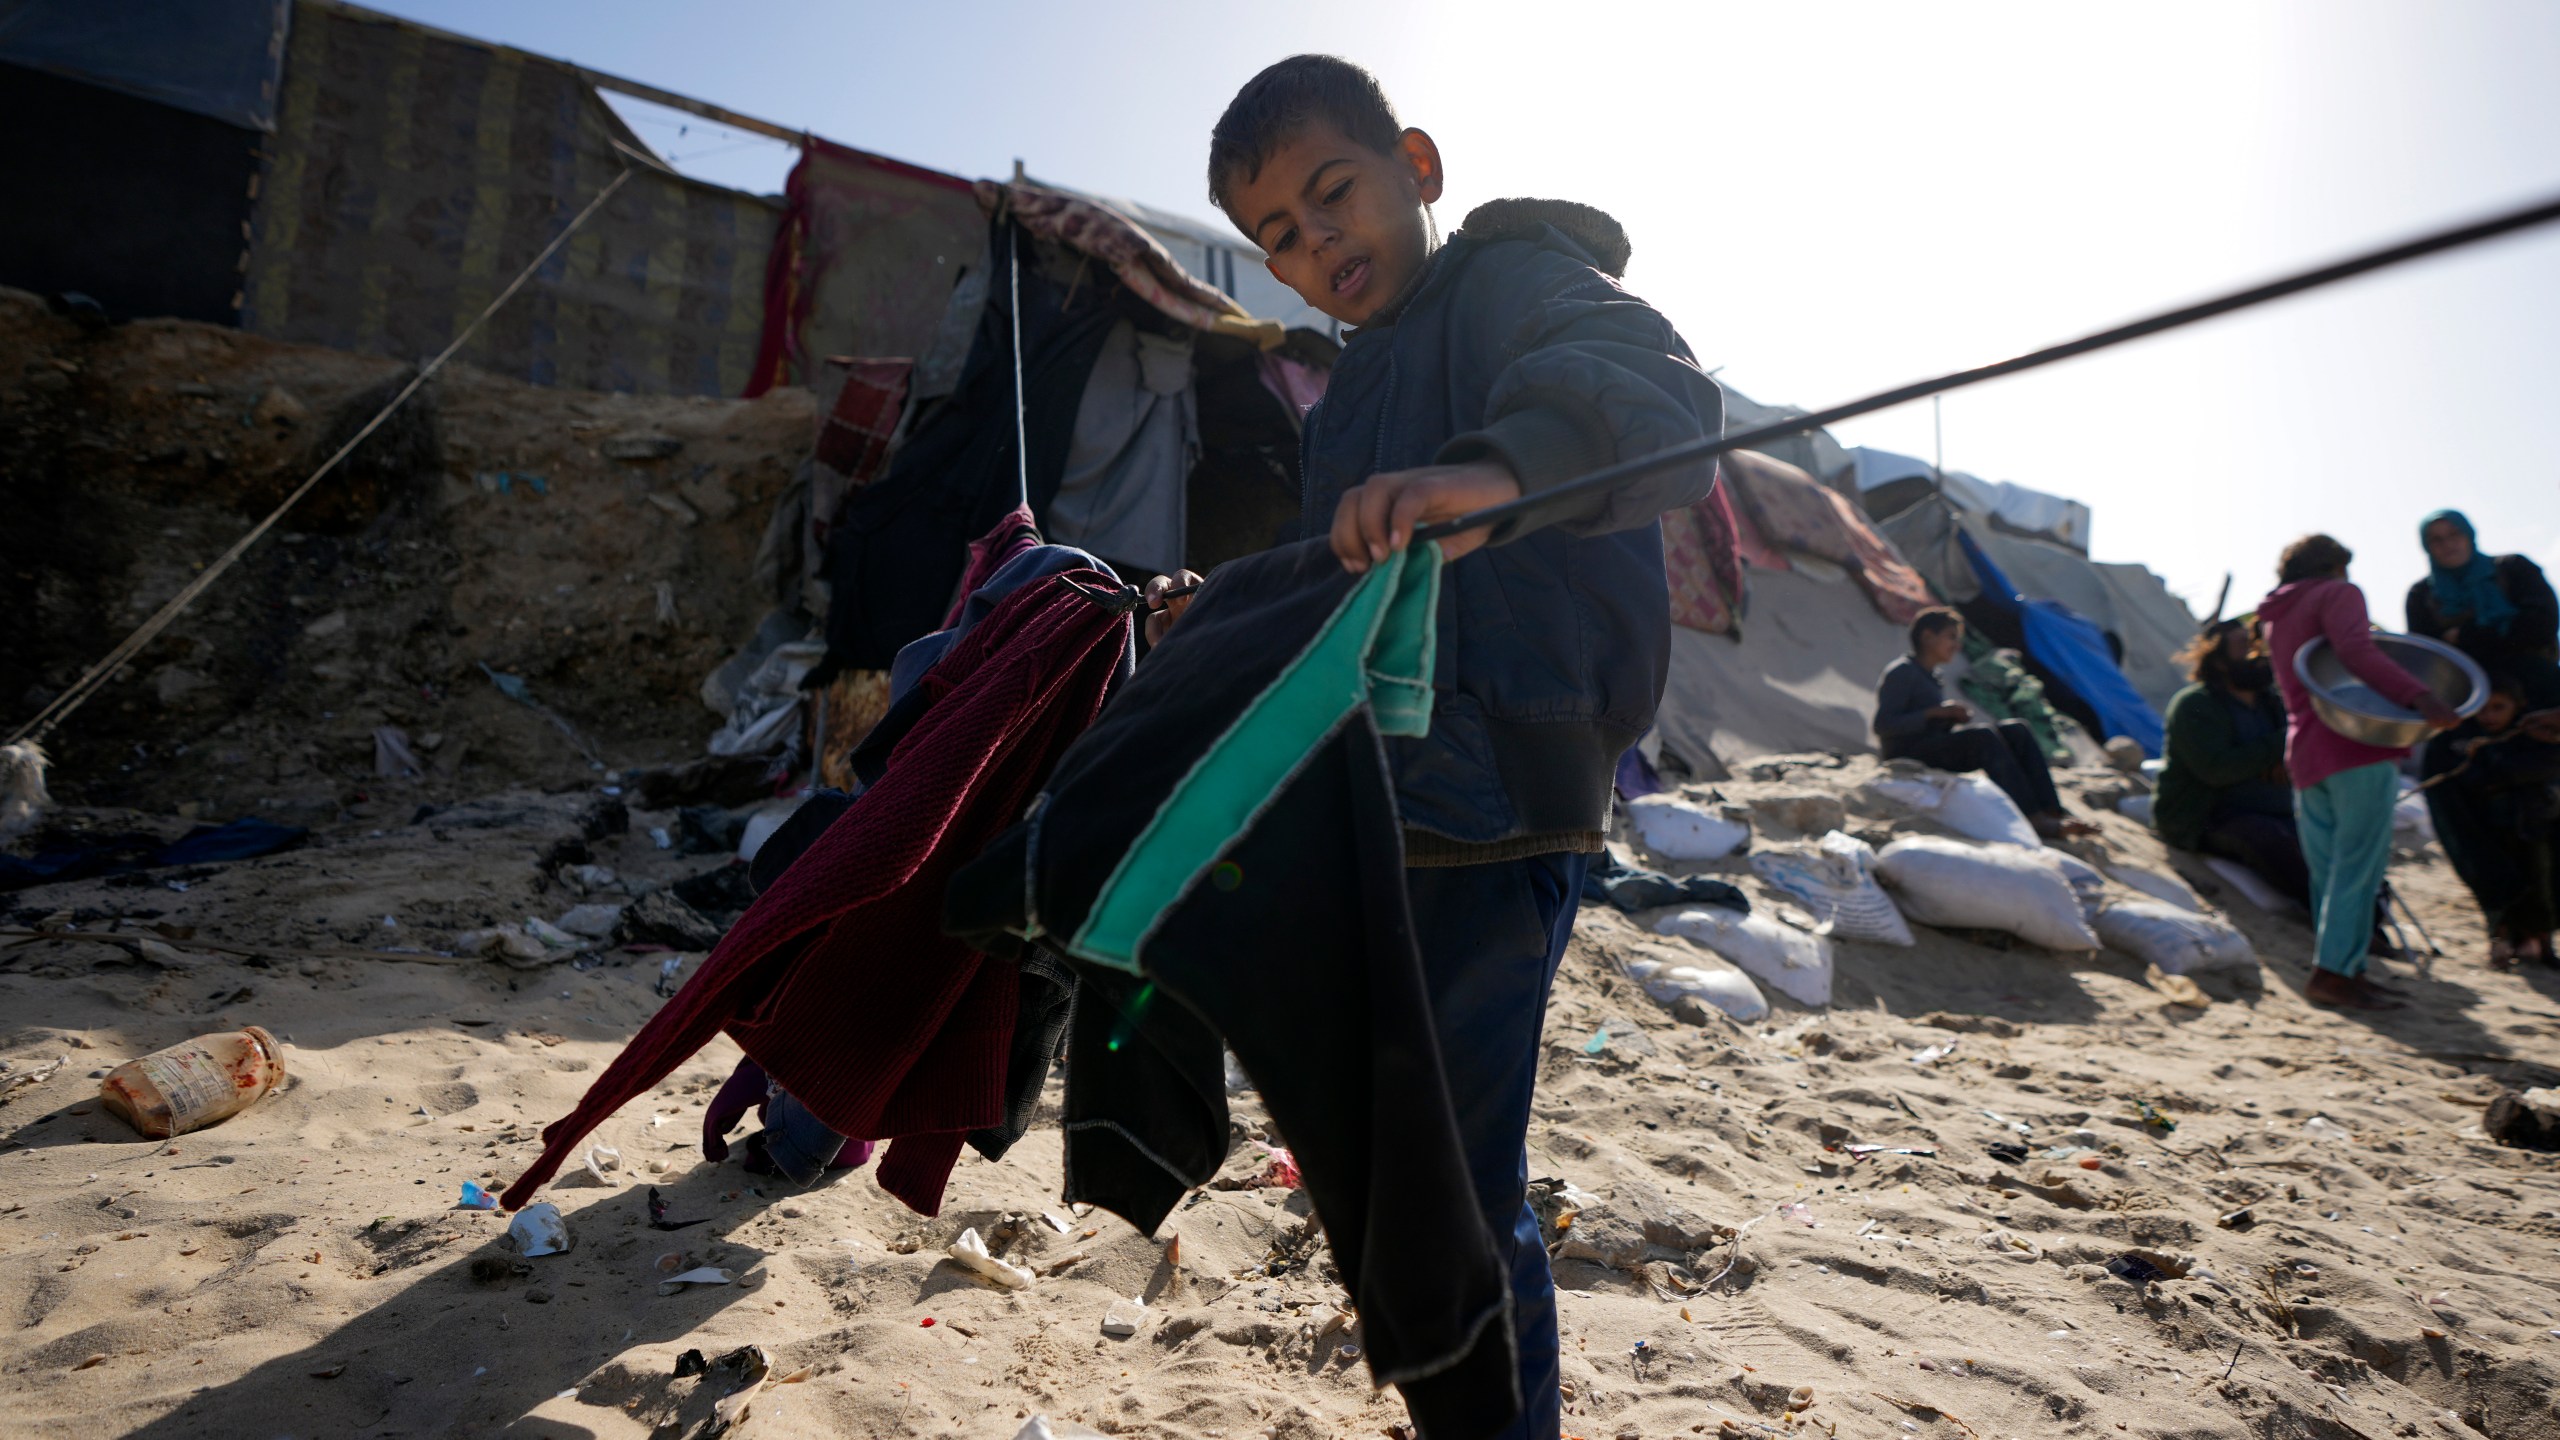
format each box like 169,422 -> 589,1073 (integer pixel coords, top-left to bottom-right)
1959,531 -> 2164,756
0,0 -> 289,132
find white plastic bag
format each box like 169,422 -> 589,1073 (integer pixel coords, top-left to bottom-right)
1624,948 -> 1769,1024
1873,836 -> 2100,952
1865,772 -> 2040,847
1624,794 -> 1751,861
1749,831 -> 1914,946
2094,901 -> 2255,976
1652,906 -> 1834,1007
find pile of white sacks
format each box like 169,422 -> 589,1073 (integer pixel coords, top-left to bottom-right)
1615,770 -> 2255,1022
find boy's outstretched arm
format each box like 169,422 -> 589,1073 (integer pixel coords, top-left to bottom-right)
1332,248 -> 1722,570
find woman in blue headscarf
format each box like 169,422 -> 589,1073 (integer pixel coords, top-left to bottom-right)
2408,510 -> 2560,705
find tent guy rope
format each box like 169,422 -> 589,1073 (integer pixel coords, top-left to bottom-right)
1415,188 -> 2560,545
4,166 -> 637,749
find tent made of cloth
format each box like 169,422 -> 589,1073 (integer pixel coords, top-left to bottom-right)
1876,488 -> 2195,713
1718,382 -> 1855,493
1650,564 -> 1915,776
1717,449 -> 1933,627
1957,529 -> 2164,756
1852,446 -> 2093,553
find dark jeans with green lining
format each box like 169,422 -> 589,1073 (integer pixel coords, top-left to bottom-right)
1409,850 -> 1588,1440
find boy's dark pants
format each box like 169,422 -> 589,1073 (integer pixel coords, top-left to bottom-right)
1409,850 -> 1589,1440
1892,719 -> 2060,816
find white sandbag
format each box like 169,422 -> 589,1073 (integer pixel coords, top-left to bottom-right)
2044,850 -> 2108,921
2095,901 -> 2256,976
1873,836 -> 2100,952
1749,831 -> 1914,946
1864,772 -> 2040,847
1623,794 -> 1751,861
2201,856 -> 2298,914
1652,906 -> 1834,1007
2116,792 -> 2156,826
2104,862 -> 2201,912
1625,955 -> 1769,1024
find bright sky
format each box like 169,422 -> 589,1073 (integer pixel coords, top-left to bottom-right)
371,0 -> 2560,619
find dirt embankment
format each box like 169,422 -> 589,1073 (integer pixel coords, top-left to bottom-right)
0,288 -> 813,822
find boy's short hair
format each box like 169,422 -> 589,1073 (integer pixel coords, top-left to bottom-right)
2278,533 -> 2354,584
1909,607 -> 1965,651
1208,55 -> 1402,221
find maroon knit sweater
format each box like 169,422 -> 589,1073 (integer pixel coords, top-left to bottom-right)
502,575 -> 1131,1213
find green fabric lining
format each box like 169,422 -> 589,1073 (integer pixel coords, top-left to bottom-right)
1067,544 -> 1442,971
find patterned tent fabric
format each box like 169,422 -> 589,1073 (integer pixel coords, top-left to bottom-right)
1662,474 -> 1746,635
1721,449 -> 1932,626
977,180 -> 1284,350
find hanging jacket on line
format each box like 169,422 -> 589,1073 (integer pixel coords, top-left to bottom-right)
503,573 -> 1134,1215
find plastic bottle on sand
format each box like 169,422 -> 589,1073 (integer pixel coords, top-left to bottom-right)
98,1026 -> 287,1138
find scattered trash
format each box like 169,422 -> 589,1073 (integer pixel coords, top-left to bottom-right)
1583,1027 -> 1610,1055
0,1054 -> 70,1100
1778,1202 -> 1817,1227
648,1186 -> 709,1231
1101,1296 -> 1147,1337
1987,1142 -> 2029,1164
657,1266 -> 734,1296
946,1227 -> 1035,1290
1908,1040 -> 1957,1066
2133,1099 -> 2177,1132
457,1181 -> 498,1211
554,903 -> 624,939
655,954 -> 686,997
2301,1115 -> 2353,1145
650,827 -> 673,850
373,726 -> 423,780
452,923 -> 554,967
1244,1142 -> 1301,1190
1982,1108 -> 2032,1136
2142,965 -> 2212,1008
673,1344 -> 769,1392
2105,1254 -> 2166,1285
1042,1211 -> 1075,1234
561,863 -> 619,893
97,1025 -> 287,1138
1623,794 -> 1751,860
580,1145 -> 622,1186
521,916 -> 582,949
1844,1144 -> 1937,1158
508,1203 -> 571,1258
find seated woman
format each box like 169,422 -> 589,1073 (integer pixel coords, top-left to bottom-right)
2153,619 -> 2309,903
2421,672 -> 2560,969
1874,607 -> 2093,841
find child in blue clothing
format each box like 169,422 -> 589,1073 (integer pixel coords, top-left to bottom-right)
1168,54 -> 1723,1439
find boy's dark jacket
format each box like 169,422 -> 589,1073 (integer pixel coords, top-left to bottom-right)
1299,198 -> 1722,860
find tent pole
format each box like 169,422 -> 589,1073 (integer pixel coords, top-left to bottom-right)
1415,187 -> 2560,545
1009,215 -> 1030,510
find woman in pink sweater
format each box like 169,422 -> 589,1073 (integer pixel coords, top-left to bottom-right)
2258,534 -> 2459,1011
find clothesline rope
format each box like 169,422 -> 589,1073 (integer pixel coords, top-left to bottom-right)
1007,216 -> 1030,508
6,167 -> 636,749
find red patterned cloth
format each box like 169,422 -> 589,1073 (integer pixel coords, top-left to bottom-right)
941,503 -> 1041,629
1721,449 -> 1932,626
1663,470 -> 1745,634
814,357 -> 911,482
978,180 -> 1284,350
501,575 -> 1132,1216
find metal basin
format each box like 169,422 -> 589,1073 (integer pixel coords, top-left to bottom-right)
2292,631 -> 2484,749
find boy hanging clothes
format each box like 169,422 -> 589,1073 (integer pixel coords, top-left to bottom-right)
1176,55 -> 1723,1440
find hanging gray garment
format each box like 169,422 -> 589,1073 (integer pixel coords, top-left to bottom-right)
1048,319 -> 1197,575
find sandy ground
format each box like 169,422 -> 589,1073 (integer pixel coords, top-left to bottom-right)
4,758 -> 2557,1440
